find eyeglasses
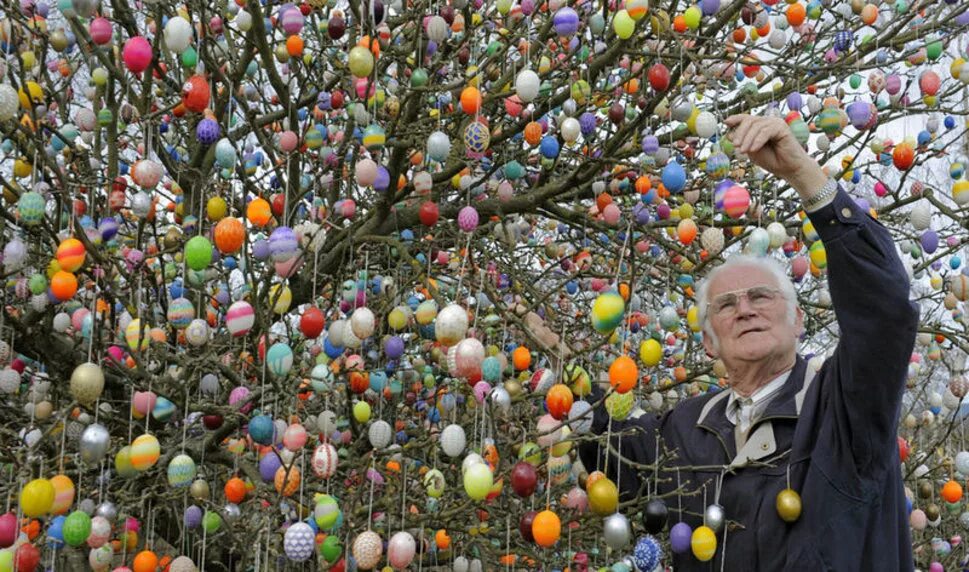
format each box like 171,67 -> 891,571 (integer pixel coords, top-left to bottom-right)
707,286 -> 782,317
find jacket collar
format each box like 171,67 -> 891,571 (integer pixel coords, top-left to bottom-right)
695,356 -> 814,463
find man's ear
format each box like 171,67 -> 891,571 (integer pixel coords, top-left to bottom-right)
794,306 -> 804,339
702,329 -> 717,358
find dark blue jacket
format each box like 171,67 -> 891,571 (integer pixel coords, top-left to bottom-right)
579,188 -> 919,571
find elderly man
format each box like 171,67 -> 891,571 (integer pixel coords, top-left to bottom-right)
579,114 -> 918,570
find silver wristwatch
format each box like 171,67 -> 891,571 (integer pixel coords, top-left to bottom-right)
802,178 -> 837,211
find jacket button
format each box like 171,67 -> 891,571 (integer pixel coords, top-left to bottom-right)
761,442 -> 770,450
841,207 -> 852,218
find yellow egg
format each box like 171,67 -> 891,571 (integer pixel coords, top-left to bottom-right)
776,488 -> 802,522
691,525 -> 717,561
639,339 -> 663,367
587,477 -> 618,515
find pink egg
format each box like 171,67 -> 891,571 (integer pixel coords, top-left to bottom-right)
229,386 -> 253,413
873,181 -> 888,197
275,257 -> 303,278
721,184 -> 751,218
89,17 -> 113,45
929,563 -> 943,572
122,36 -> 153,73
473,381 -> 491,403
282,424 -> 308,451
602,203 -> 621,225
105,345 -> 125,364
132,390 -> 157,417
278,130 -> 298,153
910,508 -> 927,530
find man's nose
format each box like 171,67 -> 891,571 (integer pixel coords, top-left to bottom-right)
735,295 -> 757,316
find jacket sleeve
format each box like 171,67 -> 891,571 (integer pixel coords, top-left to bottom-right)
577,384 -> 661,501
807,187 -> 919,469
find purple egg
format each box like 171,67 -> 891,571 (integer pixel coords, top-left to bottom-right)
921,230 -> 939,254
520,0 -> 534,14
633,202 -> 650,225
656,204 -> 671,220
196,118 -> 220,145
641,135 -> 659,155
184,505 -> 203,528
669,522 -> 692,554
384,336 -> 405,359
846,101 -> 871,129
269,226 -> 299,262
259,452 -> 282,482
252,238 -> 270,260
552,7 -> 579,36
373,165 -> 390,191
885,74 -> 901,95
786,92 -> 802,111
579,112 -> 597,136
700,0 -> 720,15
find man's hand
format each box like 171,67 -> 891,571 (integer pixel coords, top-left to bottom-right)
725,114 -> 828,197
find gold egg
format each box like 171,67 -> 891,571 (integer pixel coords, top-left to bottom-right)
776,488 -> 802,523
190,479 -> 210,501
918,480 -> 934,499
504,380 -> 523,398
925,503 -> 941,521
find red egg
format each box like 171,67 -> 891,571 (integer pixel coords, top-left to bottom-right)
647,63 -> 670,91
419,201 -> 439,226
300,306 -> 325,339
511,461 -> 538,498
181,75 -> 211,113
519,510 -> 537,542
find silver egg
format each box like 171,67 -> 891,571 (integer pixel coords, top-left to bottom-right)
79,498 -> 96,515
488,386 -> 511,415
79,423 -> 111,464
222,503 -> 241,524
704,504 -> 725,533
603,513 -> 631,550
95,501 -> 118,522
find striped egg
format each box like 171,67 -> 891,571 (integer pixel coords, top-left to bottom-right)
56,238 -> 86,272
129,434 -> 160,471
167,297 -> 195,329
225,301 -> 255,337
50,474 -> 75,515
167,454 -> 197,488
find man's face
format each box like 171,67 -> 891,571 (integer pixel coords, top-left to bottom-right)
702,265 -> 802,366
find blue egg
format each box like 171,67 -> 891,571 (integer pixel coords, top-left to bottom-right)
47,515 -> 66,547
945,116 -> 956,129
249,414 -> 275,445
539,135 -> 560,158
662,161 -> 687,193
950,256 -> 961,269
370,371 -> 388,392
917,130 -> 931,147
324,337 -> 344,359
566,281 -> 578,295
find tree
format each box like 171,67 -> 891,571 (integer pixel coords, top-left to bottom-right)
0,0 -> 968,569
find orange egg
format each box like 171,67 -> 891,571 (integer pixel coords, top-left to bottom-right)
942,480 -> 963,503
460,86 -> 482,114
224,477 -> 247,504
608,355 -> 638,393
214,217 -> 245,254
786,2 -> 806,26
524,121 -> 543,146
247,197 -> 272,227
545,384 -> 574,421
50,271 -> 78,301
531,510 -> 561,547
512,346 -> 531,370
286,35 -> 304,57
132,550 -> 159,572
635,176 -> 652,194
435,529 -> 451,550
732,27 -> 746,43
596,193 -> 613,212
672,14 -> 687,33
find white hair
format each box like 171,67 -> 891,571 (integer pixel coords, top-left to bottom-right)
695,255 -> 799,352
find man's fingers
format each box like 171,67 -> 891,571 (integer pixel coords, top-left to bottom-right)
730,120 -> 755,152
745,130 -> 772,154
724,114 -> 749,127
